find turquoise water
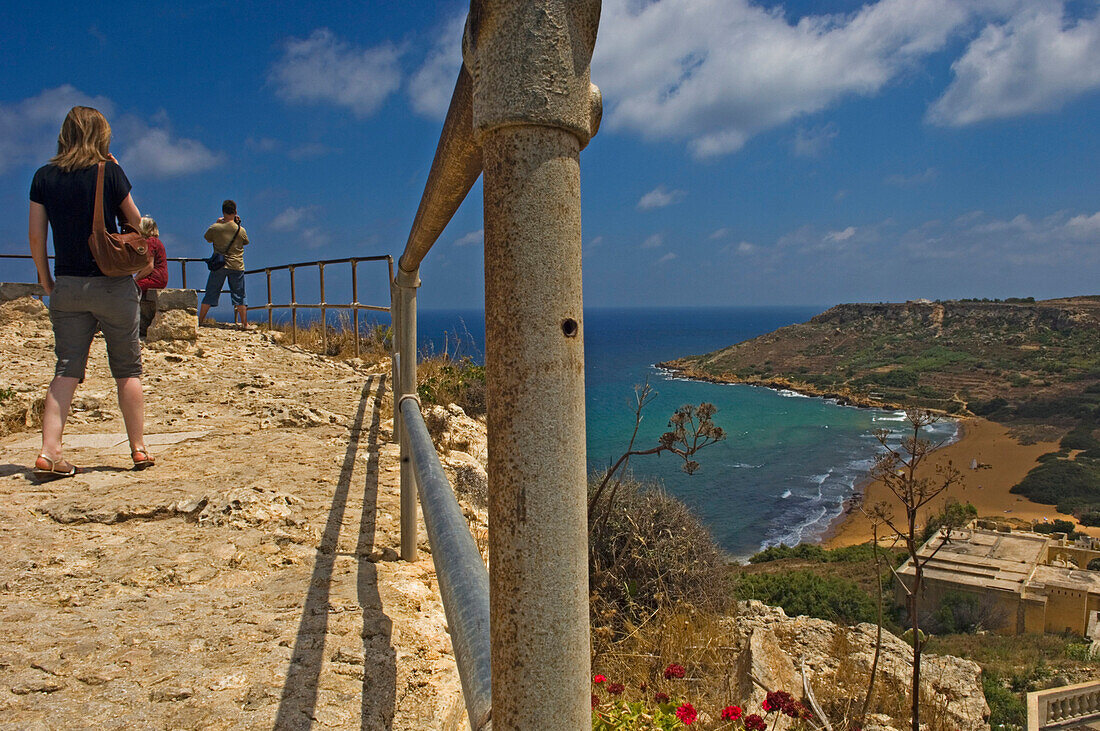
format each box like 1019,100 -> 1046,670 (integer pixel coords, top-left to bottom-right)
418,307 -> 956,559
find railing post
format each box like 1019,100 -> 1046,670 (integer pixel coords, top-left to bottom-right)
351,260 -> 360,359
395,267 -> 420,562
266,269 -> 273,330
180,261 -> 187,289
289,265 -> 297,345
467,2 -> 602,727
319,263 -> 327,355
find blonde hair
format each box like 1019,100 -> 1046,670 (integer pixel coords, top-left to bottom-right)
139,216 -> 159,238
50,106 -> 111,172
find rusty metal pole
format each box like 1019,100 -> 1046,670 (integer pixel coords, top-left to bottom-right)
395,266 -> 420,562
467,2 -> 602,726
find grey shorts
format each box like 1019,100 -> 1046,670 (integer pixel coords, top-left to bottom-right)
50,275 -> 142,380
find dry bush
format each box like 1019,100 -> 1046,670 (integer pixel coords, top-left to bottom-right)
417,356 -> 486,417
266,312 -> 391,364
592,604 -> 742,719
589,476 -> 728,631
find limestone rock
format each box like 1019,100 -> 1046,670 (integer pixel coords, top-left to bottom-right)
732,625 -> 800,708
0,295 -> 49,323
147,308 -> 197,342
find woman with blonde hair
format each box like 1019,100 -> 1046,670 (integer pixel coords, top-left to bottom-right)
29,105 -> 156,476
135,215 -> 168,336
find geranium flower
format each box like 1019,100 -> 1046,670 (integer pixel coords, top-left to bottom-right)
593,674 -> 607,684
663,663 -> 686,679
721,705 -> 743,721
608,683 -> 625,695
675,702 -> 697,725
745,713 -> 768,731
654,692 -> 670,703
591,694 -> 599,709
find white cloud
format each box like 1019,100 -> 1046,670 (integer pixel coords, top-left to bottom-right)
0,85 -> 114,173
1065,211 -> 1100,237
0,86 -> 220,178
408,13 -> 466,119
270,206 -> 317,231
825,226 -> 857,242
593,0 -> 991,157
709,227 -> 731,240
928,6 -> 1100,126
270,29 -> 402,117
454,229 -> 484,247
641,233 -> 665,249
657,252 -> 678,264
117,124 -> 222,179
885,167 -> 938,186
637,185 -> 686,210
737,241 -> 757,254
792,123 -> 838,157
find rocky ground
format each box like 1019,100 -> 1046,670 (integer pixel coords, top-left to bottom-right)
0,298 -> 488,730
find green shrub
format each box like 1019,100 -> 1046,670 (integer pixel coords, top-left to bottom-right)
983,674 -> 1025,726
1062,426 -> 1100,451
921,500 -> 977,543
734,570 -> 876,625
970,397 -> 1009,417
417,357 -> 486,416
1011,460 -> 1100,511
1032,519 -> 1076,535
1088,558 -> 1100,571
924,591 -> 1009,634
1080,511 -> 1100,527
0,387 -> 14,403
748,543 -> 827,563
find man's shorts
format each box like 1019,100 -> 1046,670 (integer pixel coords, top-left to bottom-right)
50,275 -> 142,380
202,267 -> 246,307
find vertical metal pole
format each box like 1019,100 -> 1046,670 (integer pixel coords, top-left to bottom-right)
319,263 -> 327,355
266,269 -> 273,330
181,261 -> 187,289
352,260 -> 360,359
469,2 -> 601,727
395,268 -> 420,562
290,266 -> 297,345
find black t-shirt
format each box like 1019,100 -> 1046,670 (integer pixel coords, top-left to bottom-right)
29,161 -> 132,277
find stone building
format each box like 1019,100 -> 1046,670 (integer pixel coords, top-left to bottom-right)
896,526 -> 1100,636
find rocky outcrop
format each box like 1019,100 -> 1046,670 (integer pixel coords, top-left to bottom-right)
730,601 -> 989,731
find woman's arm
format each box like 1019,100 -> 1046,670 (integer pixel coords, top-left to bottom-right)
29,202 -> 52,295
118,193 -> 142,231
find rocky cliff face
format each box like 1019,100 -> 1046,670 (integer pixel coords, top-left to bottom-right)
731,601 -> 989,731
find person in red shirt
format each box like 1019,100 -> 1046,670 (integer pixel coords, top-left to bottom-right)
135,215 -> 167,337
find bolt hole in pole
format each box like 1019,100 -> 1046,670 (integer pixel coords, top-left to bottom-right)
561,318 -> 579,338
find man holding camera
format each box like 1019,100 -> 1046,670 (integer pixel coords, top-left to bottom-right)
199,199 -> 250,327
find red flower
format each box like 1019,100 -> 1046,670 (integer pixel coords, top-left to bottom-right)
591,693 -> 599,709
721,705 -> 743,721
654,692 -> 670,703
765,690 -> 798,716
664,663 -> 686,679
763,699 -> 775,712
608,682 -> 625,695
593,674 -> 607,684
745,713 -> 768,731
675,702 -> 697,725
639,682 -> 647,692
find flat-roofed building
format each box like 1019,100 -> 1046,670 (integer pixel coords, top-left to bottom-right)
895,526 -> 1100,635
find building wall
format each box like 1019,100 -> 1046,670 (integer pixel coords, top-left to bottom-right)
1044,587 -> 1088,635
907,577 -> 1020,635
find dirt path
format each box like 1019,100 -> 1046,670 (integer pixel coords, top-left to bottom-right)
0,300 -> 466,729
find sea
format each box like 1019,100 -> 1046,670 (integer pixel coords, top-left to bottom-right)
409,307 -> 957,560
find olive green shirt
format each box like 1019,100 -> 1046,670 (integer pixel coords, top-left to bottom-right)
204,220 -> 249,271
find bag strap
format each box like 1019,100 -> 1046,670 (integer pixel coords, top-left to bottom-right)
92,162 -> 106,236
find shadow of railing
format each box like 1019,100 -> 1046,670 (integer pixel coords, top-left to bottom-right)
274,376 -> 394,730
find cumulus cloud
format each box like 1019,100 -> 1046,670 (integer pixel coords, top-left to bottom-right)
408,13 -> 466,118
454,229 -> 484,247
0,85 -> 114,173
117,124 -> 222,179
825,226 -> 857,242
657,252 -> 678,264
637,185 -> 686,210
270,206 -> 317,231
270,28 -> 402,117
709,227 -> 731,240
593,0 -> 988,157
0,86 -> 220,178
792,123 -> 838,157
928,5 -> 1100,126
641,233 -> 665,249
885,167 -> 938,186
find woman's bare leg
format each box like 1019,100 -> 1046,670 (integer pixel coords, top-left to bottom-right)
41,376 -> 80,459
116,377 -> 146,453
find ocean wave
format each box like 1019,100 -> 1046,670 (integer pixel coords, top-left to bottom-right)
776,389 -> 810,398
780,489 -> 792,499
732,462 -> 762,469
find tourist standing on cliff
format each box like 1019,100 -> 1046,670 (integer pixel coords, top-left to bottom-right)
28,105 -> 156,477
199,200 -> 249,328
135,215 -> 167,337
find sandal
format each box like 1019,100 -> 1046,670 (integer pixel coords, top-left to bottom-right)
131,448 -> 156,471
33,454 -> 78,479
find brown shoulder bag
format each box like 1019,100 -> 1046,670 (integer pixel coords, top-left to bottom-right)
87,162 -> 152,277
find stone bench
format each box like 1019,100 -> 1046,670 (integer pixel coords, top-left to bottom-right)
144,289 -> 198,342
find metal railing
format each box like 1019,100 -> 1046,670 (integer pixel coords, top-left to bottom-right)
1028,680 -> 1100,729
389,3 -> 602,728
0,254 -> 394,359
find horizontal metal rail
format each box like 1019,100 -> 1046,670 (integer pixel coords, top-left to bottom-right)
399,397 -> 491,731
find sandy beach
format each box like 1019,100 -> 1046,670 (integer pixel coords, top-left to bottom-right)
823,417 -> 1097,548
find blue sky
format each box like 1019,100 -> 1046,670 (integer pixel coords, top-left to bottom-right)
2,0 -> 1098,310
